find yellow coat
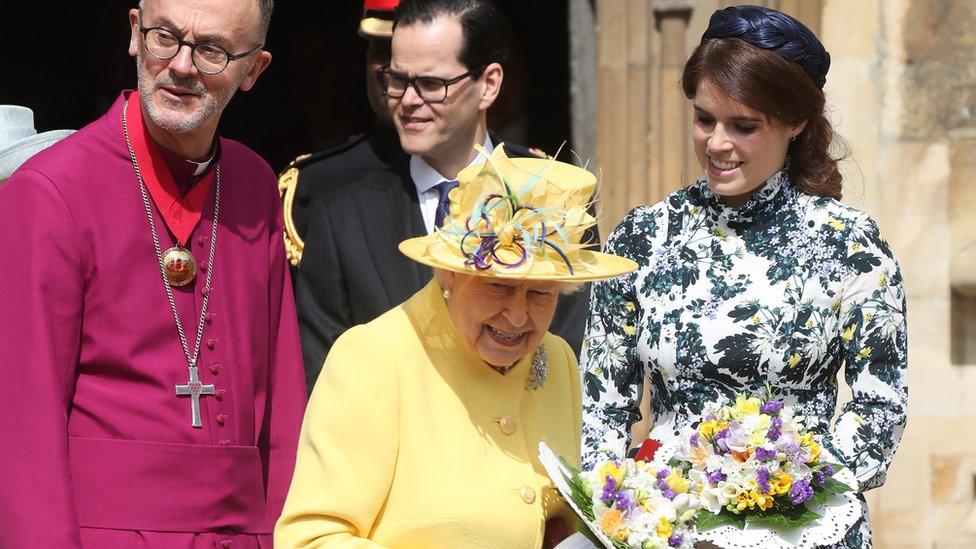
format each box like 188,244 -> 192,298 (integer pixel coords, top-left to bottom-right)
275,281 -> 582,548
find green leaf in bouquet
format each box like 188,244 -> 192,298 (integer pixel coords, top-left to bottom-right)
695,510 -> 745,531
819,461 -> 846,472
746,506 -> 822,530
559,456 -> 583,477
807,488 -> 830,507
560,457 -> 596,521
822,476 -> 853,494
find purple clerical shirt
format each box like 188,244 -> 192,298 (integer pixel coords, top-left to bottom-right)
0,91 -> 307,548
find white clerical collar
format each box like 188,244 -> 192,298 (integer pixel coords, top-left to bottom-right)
410,134 -> 494,195
189,152 -> 215,176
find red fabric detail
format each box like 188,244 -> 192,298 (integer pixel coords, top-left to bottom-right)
363,0 -> 399,11
634,438 -> 663,463
125,92 -> 215,245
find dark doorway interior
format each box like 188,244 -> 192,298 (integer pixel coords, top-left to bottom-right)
3,2 -> 570,172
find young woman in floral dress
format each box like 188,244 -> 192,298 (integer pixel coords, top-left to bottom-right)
579,6 -> 907,547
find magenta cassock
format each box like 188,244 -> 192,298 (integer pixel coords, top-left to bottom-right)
0,91 -> 307,548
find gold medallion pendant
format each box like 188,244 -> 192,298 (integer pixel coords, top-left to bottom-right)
161,245 -> 197,287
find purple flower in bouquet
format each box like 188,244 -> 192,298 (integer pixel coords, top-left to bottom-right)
601,476 -> 618,505
705,469 -> 727,484
755,447 -> 777,461
722,424 -> 750,454
757,467 -> 771,494
714,428 -> 730,453
815,464 -> 835,486
767,417 -> 783,441
789,479 -> 814,504
760,400 -> 784,414
615,490 -> 635,512
669,533 -> 685,547
775,432 -> 801,458
656,469 -> 678,500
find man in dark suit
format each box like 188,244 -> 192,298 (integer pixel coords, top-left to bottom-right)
296,0 -> 596,392
278,0 -> 403,268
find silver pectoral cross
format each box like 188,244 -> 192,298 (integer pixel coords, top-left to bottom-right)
175,365 -> 216,428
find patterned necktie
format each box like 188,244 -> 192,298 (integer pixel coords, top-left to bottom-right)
433,179 -> 459,230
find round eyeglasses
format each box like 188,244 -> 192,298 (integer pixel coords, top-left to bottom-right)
375,65 -> 484,104
139,26 -> 262,75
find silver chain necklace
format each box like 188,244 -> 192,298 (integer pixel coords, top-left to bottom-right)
122,98 -> 220,427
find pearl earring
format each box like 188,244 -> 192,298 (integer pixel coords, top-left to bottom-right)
442,288 -> 452,299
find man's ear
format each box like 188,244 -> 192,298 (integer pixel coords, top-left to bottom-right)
239,51 -> 273,92
128,8 -> 141,58
478,62 -> 504,111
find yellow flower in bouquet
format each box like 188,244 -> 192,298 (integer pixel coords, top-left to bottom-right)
770,472 -> 793,496
729,395 -> 762,420
656,516 -> 673,539
800,432 -> 822,463
599,460 -> 626,487
666,469 -> 691,495
698,419 -> 728,439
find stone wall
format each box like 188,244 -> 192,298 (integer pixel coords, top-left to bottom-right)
821,0 -> 976,546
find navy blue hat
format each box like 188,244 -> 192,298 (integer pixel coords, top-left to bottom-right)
701,5 -> 830,89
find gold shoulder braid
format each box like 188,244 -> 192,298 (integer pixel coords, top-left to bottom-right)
277,153 -> 311,267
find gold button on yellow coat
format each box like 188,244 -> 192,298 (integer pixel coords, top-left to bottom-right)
275,281 -> 582,548
497,415 -> 517,435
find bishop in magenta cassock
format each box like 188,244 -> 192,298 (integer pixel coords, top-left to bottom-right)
0,1 -> 306,547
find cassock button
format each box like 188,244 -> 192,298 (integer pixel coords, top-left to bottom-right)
496,415 -> 517,435
210,363 -> 221,375
215,389 -> 225,401
519,485 -> 536,504
200,261 -> 208,272
201,287 -> 211,297
221,540 -> 232,548
207,338 -> 217,350
206,312 -> 216,324
197,236 -> 207,247
217,414 -> 227,426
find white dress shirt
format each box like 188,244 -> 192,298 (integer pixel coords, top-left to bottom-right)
410,134 -> 493,234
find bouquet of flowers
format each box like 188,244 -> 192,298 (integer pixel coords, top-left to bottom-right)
538,441 -> 698,549
669,394 -> 857,547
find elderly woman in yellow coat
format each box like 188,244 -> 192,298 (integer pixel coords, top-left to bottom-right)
275,146 -> 637,548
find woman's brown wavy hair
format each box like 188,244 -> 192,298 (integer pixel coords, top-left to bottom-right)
681,38 -> 848,199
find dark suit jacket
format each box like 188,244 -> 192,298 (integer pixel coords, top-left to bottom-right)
290,126 -> 403,239
296,149 -> 597,394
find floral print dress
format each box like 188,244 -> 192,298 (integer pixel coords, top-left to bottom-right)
580,170 -> 908,547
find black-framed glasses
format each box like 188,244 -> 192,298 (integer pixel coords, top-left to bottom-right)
139,26 -> 262,75
375,65 -> 484,103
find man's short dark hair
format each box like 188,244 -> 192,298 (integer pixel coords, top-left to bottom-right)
394,0 -> 512,77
